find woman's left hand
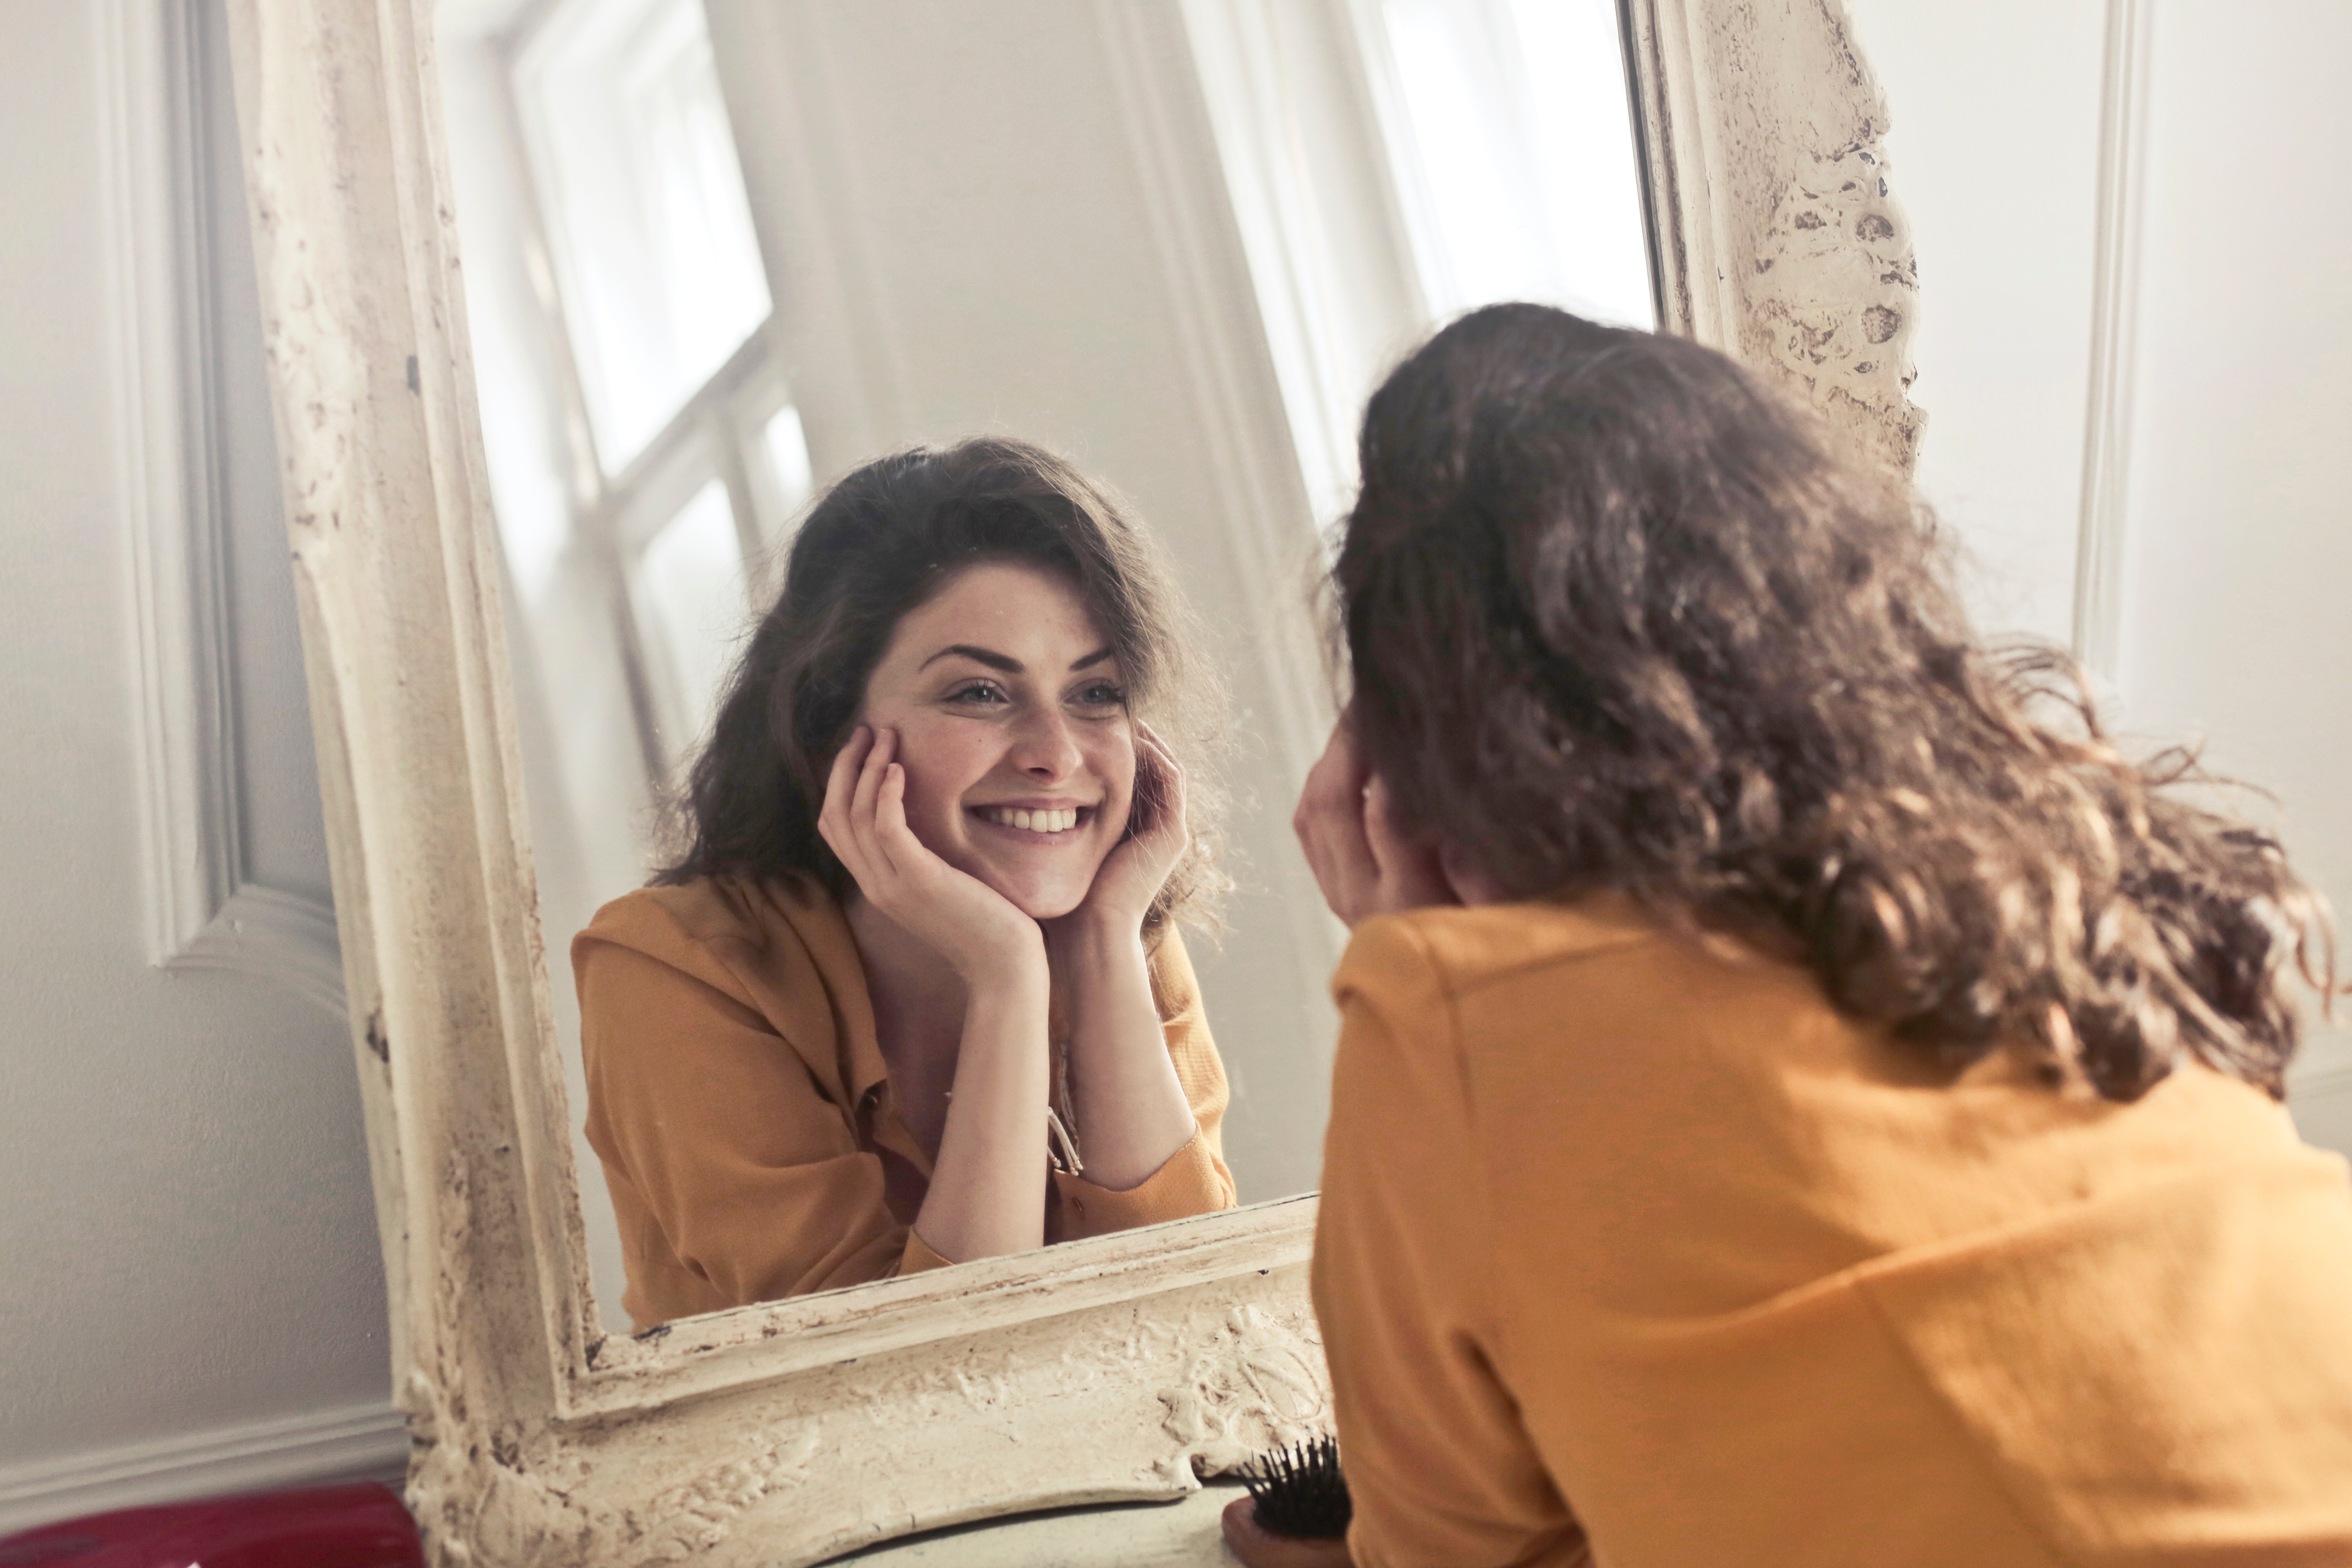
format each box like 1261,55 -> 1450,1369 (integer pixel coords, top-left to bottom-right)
1054,720 -> 1188,936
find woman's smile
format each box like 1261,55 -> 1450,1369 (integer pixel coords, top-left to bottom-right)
969,802 -> 1097,837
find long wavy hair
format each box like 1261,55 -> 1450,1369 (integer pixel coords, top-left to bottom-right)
658,436 -> 1225,942
1339,303 -> 2333,1100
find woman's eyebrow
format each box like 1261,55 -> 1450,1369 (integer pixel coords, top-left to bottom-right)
920,643 -> 1021,673
918,644 -> 1116,674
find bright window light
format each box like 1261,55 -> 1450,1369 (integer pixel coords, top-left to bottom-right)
516,0 -> 772,472
1374,0 -> 1655,328
633,479 -> 748,758
760,404 -> 815,523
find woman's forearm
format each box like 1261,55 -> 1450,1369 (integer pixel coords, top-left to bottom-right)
914,961 -> 1052,1263
1054,917 -> 1199,1191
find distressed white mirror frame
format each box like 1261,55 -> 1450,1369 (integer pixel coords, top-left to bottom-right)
221,0 -> 1922,1562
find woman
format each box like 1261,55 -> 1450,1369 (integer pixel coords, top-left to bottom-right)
574,437 -> 1237,1332
1250,305 -> 2352,1566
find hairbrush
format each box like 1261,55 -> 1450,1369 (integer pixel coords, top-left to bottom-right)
1240,1433 -> 1352,1540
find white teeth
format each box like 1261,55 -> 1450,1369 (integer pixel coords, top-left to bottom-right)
984,807 -> 1080,833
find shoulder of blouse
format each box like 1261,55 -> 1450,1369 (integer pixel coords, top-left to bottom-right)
572,873 -> 875,1105
572,873 -> 850,977
1333,895 -> 1664,1011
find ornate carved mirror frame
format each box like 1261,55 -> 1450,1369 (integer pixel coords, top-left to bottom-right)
220,0 -> 1922,1561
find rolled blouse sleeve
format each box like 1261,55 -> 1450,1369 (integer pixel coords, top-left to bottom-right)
576,900 -> 940,1330
1051,925 -> 1241,1239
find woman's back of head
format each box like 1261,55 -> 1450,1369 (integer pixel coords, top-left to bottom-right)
1340,302 -> 2332,1100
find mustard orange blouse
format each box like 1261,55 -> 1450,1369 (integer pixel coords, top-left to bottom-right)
574,874 -> 1236,1331
1313,898 -> 2352,1568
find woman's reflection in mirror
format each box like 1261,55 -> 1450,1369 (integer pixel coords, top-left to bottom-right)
1235,305 -> 2352,1566
574,438 -> 1236,1332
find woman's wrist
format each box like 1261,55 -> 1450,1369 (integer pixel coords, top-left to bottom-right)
1048,902 -> 1148,960
951,918 -> 1051,988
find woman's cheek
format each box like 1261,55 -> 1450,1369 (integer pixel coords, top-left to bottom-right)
896,721 -> 995,837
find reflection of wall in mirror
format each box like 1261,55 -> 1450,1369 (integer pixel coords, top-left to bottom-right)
439,0 -> 1655,1330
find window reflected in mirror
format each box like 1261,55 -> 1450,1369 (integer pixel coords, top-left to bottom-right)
512,0 -> 773,469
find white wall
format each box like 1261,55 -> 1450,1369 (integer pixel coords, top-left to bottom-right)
1842,0 -> 2107,650
0,1 -> 398,1533
2117,0 -> 2352,1130
1846,0 -> 2352,1148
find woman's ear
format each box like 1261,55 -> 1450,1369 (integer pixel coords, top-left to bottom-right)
1439,841 -> 1510,906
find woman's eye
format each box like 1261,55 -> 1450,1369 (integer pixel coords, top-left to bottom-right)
949,682 -> 1007,706
1075,683 -> 1126,708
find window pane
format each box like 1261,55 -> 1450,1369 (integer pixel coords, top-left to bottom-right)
760,404 -> 815,523
633,478 -> 748,761
516,0 -> 773,471
1376,0 -> 1655,328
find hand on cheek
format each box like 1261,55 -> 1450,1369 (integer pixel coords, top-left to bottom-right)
1292,715 -> 1463,929
818,726 -> 1045,977
1053,722 -> 1185,936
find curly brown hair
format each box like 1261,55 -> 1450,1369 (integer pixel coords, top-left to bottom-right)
657,436 -> 1226,943
1339,303 -> 2333,1100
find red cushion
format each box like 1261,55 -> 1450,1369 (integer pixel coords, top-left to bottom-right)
0,1482 -> 421,1568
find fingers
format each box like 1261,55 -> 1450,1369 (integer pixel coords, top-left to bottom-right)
1129,721 -> 1187,849
849,727 -> 899,878
818,726 -> 875,871
872,757 -> 926,875
1360,775 -> 1415,873
1294,722 -> 1380,925
1292,718 -> 1369,843
820,726 -> 907,892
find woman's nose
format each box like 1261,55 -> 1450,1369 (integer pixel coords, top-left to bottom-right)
1009,708 -> 1083,780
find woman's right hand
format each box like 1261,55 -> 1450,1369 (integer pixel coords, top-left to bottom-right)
1294,709 -> 1503,927
818,726 -> 1045,979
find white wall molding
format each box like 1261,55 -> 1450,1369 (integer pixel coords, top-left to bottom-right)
0,1401 -> 408,1536
2072,0 -> 2152,684
104,0 -> 344,1020
169,884 -> 350,1018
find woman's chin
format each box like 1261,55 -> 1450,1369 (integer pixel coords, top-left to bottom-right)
997,884 -> 1088,923
966,864 -> 1098,924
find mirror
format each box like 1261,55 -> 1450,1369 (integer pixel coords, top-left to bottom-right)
431,0 -> 1657,1334
222,0 -> 1920,1555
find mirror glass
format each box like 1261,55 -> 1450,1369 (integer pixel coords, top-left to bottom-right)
433,0 -> 1654,1333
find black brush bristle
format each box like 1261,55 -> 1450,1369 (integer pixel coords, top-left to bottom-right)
1241,1433 -> 1352,1540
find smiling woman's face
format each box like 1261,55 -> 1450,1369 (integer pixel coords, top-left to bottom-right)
855,559 -> 1135,920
